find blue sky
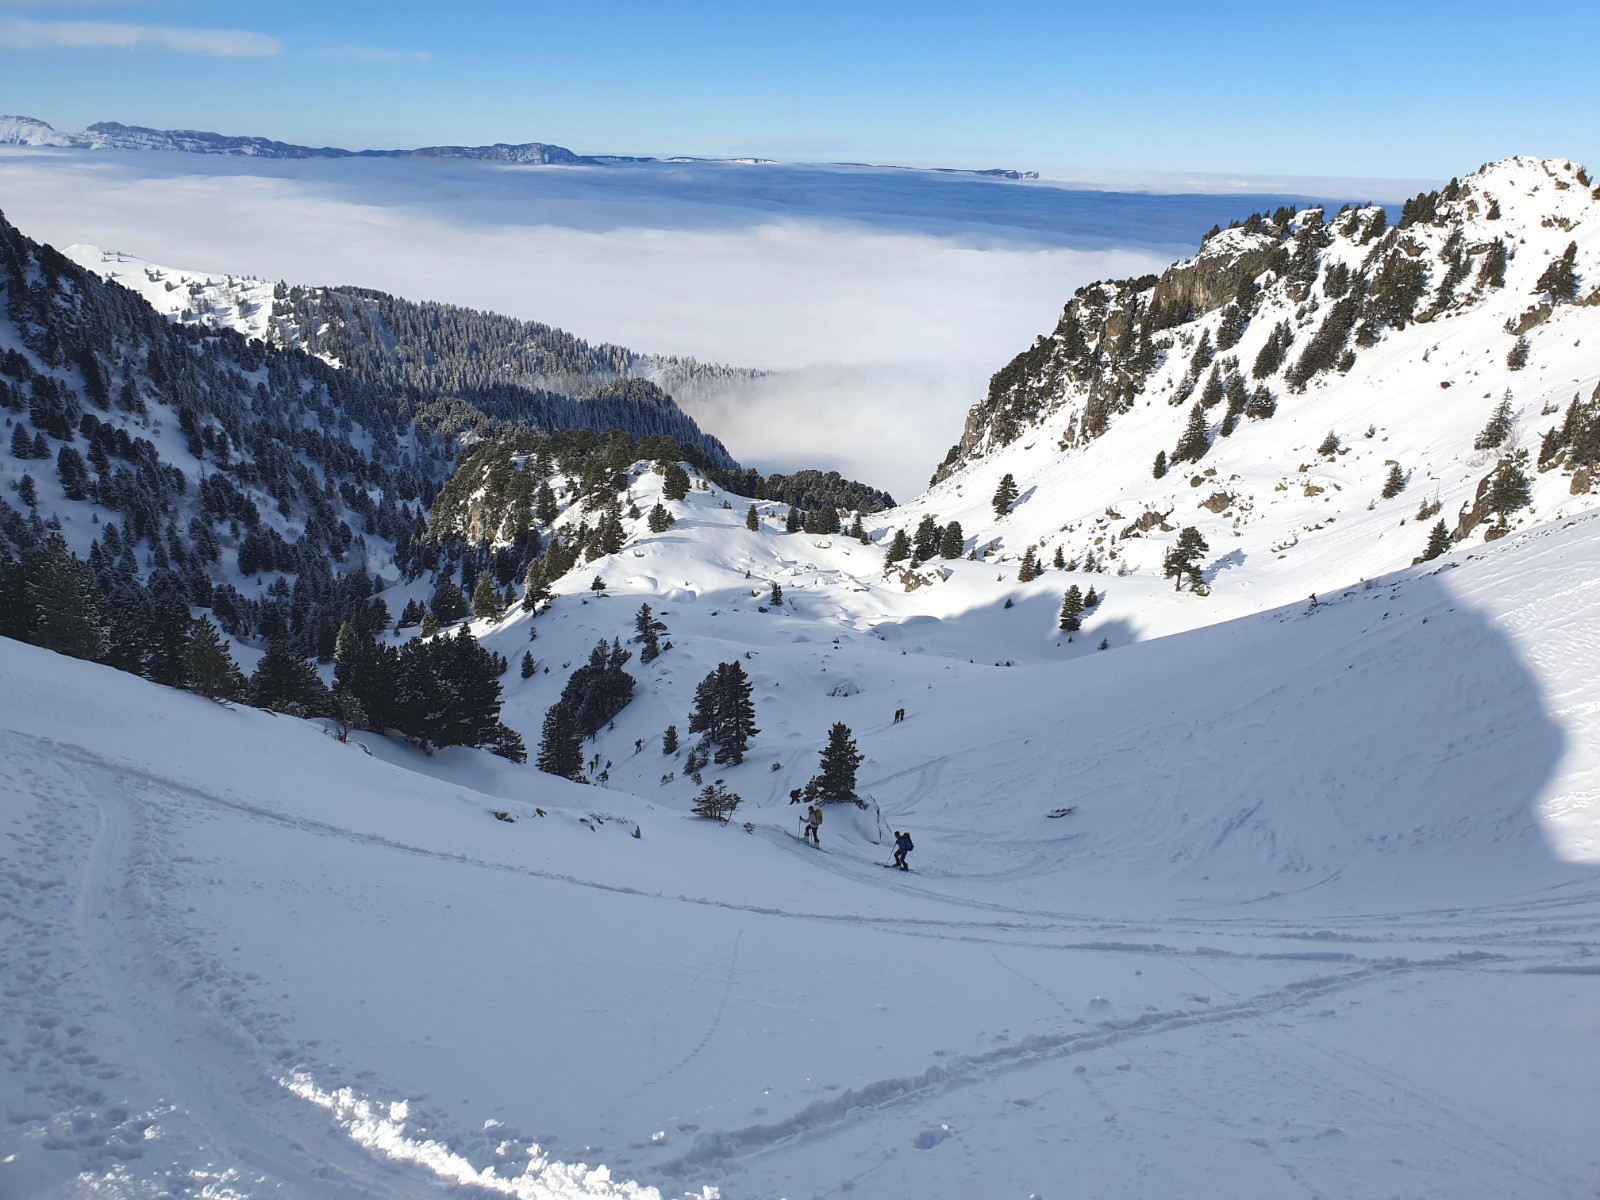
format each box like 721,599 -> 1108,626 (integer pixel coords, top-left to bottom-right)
2,0 -> 1597,182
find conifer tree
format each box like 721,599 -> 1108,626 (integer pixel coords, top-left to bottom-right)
1173,404 -> 1210,463
25,536 -> 109,663
662,723 -> 679,755
770,581 -> 783,607
1535,241 -> 1579,301
521,561 -> 550,612
536,700 -> 584,780
1475,394 -> 1515,449
1477,240 -> 1507,288
1317,431 -> 1341,456
692,780 -> 742,822
1245,385 -> 1278,420
336,622 -> 399,728
56,446 -> 89,501
1487,456 -> 1531,521
1381,462 -> 1407,499
991,473 -> 1019,517
249,640 -> 332,716
1222,375 -> 1248,429
1017,547 -> 1042,582
9,422 -> 32,460
648,502 -> 675,532
885,528 -> 911,564
1052,545 -> 1065,570
912,514 -> 940,563
472,573 -> 505,620
1162,526 -> 1210,593
1216,303 -> 1248,351
661,462 -> 691,501
593,505 -> 627,556
183,616 -> 245,701
938,521 -> 965,559
1421,520 -> 1451,561
785,506 -> 802,533
521,650 -> 536,678
635,601 -> 666,662
1506,336 -> 1530,371
746,504 -> 760,532
1152,449 -> 1168,479
429,576 -> 470,624
1058,585 -> 1084,632
590,574 -> 606,594
804,722 -> 863,804
687,661 -> 759,765
1083,586 -> 1098,608
535,480 -> 559,525
553,639 -> 636,738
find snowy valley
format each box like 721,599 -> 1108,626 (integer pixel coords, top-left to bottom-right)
3,155 -> 1600,1200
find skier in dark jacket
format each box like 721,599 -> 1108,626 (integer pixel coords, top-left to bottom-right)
892,830 -> 914,871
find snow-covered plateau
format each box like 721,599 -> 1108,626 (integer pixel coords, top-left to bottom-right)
3,155 -> 1600,1199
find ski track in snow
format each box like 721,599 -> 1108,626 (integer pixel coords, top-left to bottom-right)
5,706 -> 1598,1198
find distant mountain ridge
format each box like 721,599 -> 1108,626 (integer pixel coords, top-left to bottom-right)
0,114 -> 1039,178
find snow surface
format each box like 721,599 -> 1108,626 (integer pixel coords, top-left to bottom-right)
4,501 -> 1599,1198
5,155 -> 1600,1198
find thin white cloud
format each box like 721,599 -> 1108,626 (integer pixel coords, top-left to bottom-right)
0,16 -> 280,56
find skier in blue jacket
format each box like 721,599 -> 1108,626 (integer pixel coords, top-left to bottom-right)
892,830 -> 914,871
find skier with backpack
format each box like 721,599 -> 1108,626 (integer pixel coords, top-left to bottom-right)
892,830 -> 914,871
803,803 -> 823,846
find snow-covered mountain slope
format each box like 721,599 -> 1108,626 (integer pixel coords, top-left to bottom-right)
62,244 -> 748,463
4,496 -> 1598,1199
0,211 -> 437,638
880,156 -> 1600,643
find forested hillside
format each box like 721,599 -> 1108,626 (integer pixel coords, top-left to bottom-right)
67,246 -> 745,462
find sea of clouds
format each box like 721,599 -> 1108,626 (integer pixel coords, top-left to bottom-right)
0,149 -> 1357,498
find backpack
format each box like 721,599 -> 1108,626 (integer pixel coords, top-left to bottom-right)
901,834 -> 913,851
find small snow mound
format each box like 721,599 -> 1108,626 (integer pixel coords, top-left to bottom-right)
912,1124 -> 954,1150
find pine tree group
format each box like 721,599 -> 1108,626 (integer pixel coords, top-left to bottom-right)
634,601 -> 667,662
687,661 -> 759,765
692,780 -> 742,822
249,640 -> 332,716
938,521 -> 965,559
